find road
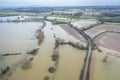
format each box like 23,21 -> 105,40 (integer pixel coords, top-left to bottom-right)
72,26 -> 93,80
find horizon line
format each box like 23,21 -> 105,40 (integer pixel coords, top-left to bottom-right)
1,5 -> 120,8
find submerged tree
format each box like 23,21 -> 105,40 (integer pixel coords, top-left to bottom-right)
102,55 -> 108,63
43,76 -> 50,80
48,66 -> 56,73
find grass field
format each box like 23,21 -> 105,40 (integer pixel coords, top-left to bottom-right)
105,22 -> 120,26
0,12 -> 28,16
55,19 -> 76,24
50,14 -> 71,18
80,15 -> 98,19
0,11 -> 35,17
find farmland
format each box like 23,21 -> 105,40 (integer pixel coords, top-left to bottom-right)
0,6 -> 120,80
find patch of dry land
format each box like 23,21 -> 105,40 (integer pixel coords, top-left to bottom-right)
85,24 -> 120,53
72,19 -> 98,29
85,24 -> 120,38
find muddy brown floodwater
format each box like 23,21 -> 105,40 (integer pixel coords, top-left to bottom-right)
1,18 -> 120,80
9,21 -> 55,80
54,45 -> 86,80
0,22 -> 40,70
93,50 -> 120,80
8,21 -> 87,80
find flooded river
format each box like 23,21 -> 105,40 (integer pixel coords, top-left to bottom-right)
8,21 -> 86,80
9,21 -> 55,80
0,22 -> 39,54
0,22 -> 40,73
0,16 -> 28,21
0,17 -> 120,80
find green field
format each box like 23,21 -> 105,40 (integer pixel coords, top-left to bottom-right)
50,14 -> 71,18
105,22 -> 120,26
55,19 -> 71,23
0,11 -> 35,17
54,19 -> 76,24
80,15 -> 98,19
0,12 -> 28,16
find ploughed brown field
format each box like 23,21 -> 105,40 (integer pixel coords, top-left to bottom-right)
95,32 -> 120,52
59,24 -> 87,46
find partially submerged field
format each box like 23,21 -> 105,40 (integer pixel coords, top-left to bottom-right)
95,32 -> 120,52
84,23 -> 120,80
92,50 -> 120,80
59,24 -> 87,46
